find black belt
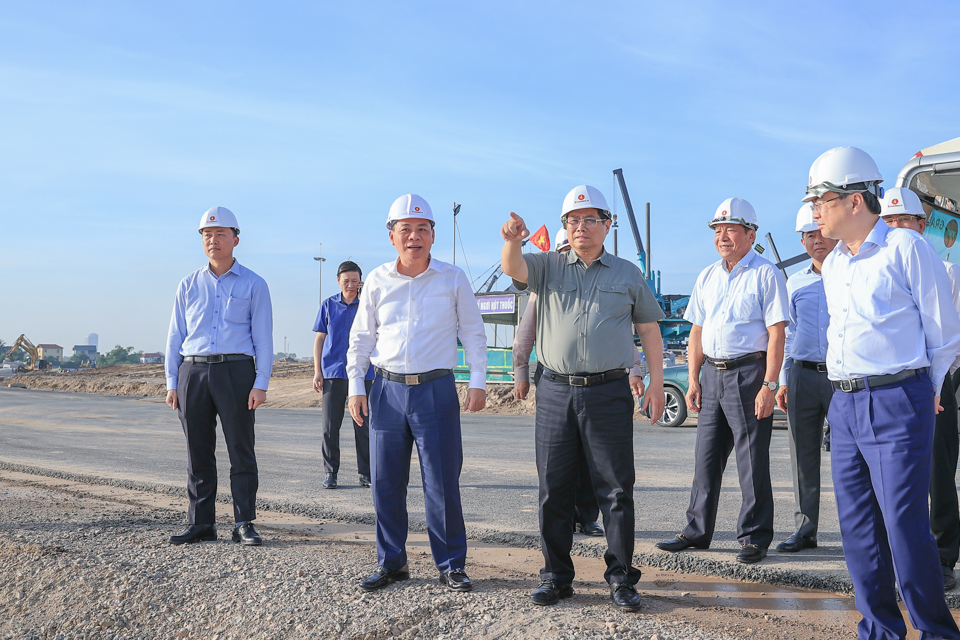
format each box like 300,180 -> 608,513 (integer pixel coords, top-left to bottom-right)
798,360 -> 828,373
544,368 -> 628,387
183,354 -> 253,363
705,352 -> 764,370
375,367 -> 452,386
831,369 -> 919,393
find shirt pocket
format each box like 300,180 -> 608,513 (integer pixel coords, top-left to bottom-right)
545,280 -> 579,315
598,284 -> 630,317
733,293 -> 760,321
224,296 -> 251,324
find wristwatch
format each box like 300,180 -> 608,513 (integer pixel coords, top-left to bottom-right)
762,380 -> 779,391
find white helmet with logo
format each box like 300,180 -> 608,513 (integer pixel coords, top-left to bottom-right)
386,194 -> 434,229
802,146 -> 884,202
795,203 -> 817,233
561,185 -> 611,222
881,187 -> 925,219
198,206 -> 240,234
554,228 -> 570,252
709,198 -> 758,230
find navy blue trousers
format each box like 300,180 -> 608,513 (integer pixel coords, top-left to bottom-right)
829,372 -> 959,640
535,374 -> 640,585
369,373 -> 466,573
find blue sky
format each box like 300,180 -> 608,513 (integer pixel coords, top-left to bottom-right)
3,1 -> 958,358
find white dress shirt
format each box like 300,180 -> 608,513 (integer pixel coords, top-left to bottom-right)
943,261 -> 960,375
779,266 -> 830,385
821,220 -> 960,391
346,257 -> 487,395
684,249 -> 789,359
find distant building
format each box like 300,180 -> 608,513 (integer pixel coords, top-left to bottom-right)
73,345 -> 98,361
36,344 -> 64,361
86,333 -> 99,349
140,352 -> 164,364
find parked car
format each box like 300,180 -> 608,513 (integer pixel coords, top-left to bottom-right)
641,364 -> 786,428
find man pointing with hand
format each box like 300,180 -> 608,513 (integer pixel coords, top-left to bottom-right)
501,185 -> 666,612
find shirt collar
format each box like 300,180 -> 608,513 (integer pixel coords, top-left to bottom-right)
721,248 -> 757,273
334,291 -> 360,306
389,255 -> 439,277
567,247 -> 610,266
203,259 -> 242,278
838,218 -> 888,257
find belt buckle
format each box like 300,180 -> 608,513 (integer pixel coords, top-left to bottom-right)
817,363 -> 828,373
569,375 -> 587,387
713,360 -> 728,370
839,379 -> 854,393
208,354 -> 225,364
405,374 -> 420,385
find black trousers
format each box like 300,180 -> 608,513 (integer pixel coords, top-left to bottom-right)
176,359 -> 258,524
535,372 -> 640,585
681,358 -> 774,548
931,376 -> 960,568
534,362 -> 600,525
321,378 -> 372,476
785,364 -> 833,538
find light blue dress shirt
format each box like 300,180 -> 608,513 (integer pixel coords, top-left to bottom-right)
779,266 -> 830,385
685,249 -> 789,359
822,220 -> 960,392
165,260 -> 274,391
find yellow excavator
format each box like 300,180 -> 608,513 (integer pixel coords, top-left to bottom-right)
3,334 -> 48,371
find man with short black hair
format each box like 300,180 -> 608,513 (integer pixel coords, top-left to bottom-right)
313,260 -> 374,490
165,206 -> 273,547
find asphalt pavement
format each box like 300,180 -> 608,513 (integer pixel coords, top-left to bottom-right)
0,385 -> 863,595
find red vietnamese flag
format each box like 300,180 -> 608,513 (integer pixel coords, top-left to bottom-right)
529,224 -> 550,251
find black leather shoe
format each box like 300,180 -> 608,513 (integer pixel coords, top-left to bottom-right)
577,521 -> 605,537
943,565 -> 957,591
359,474 -> 371,488
232,523 -> 262,546
323,473 -> 337,489
736,543 -> 767,564
655,534 -> 709,552
529,579 -> 574,605
610,583 -> 642,612
169,524 -> 217,545
776,532 -> 817,552
359,565 -> 409,591
439,568 -> 473,592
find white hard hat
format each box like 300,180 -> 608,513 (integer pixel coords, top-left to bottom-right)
802,146 -> 884,202
881,187 -> 926,219
386,194 -> 434,229
561,185 -> 611,221
198,206 -> 240,234
795,203 -> 817,233
554,228 -> 570,252
709,198 -> 758,230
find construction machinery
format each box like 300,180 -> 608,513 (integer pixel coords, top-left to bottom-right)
3,334 -> 48,371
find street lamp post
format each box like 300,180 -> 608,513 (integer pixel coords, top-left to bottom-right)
313,243 -> 326,306
452,202 -> 461,265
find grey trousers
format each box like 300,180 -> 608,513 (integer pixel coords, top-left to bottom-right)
681,358 -> 774,548
785,364 -> 833,538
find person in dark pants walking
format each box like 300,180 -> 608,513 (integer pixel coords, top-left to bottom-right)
501,184 -> 666,612
348,194 -> 487,593
806,146 -> 960,639
656,198 -> 787,565
773,204 -> 838,553
165,206 -> 273,547
312,261 -> 374,490
880,187 -> 960,591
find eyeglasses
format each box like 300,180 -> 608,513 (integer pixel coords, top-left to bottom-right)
811,195 -> 845,212
565,217 -> 604,229
882,215 -> 922,225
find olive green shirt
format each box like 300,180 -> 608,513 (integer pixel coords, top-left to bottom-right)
518,249 -> 664,375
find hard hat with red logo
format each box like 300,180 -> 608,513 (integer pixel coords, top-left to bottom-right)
386,194 -> 435,229
198,206 -> 240,234
561,185 -> 611,223
554,228 -> 570,252
795,203 -> 817,233
881,187 -> 926,219
802,146 -> 884,202
708,198 -> 758,230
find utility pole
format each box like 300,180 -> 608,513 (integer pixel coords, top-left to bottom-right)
313,243 -> 326,306
452,202 -> 461,264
